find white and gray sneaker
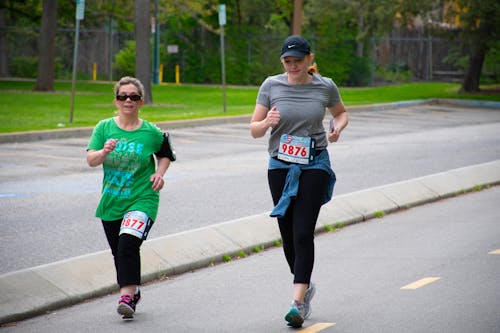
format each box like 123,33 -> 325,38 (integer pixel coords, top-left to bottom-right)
285,300 -> 305,328
303,282 -> 316,319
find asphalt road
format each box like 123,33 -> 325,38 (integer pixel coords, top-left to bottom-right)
3,184 -> 499,332
1,103 -> 500,274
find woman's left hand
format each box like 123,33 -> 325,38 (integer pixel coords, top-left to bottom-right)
327,102 -> 348,143
150,173 -> 165,191
328,127 -> 341,142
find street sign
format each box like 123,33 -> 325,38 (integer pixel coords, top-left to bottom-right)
167,45 -> 179,54
76,0 -> 85,20
218,4 -> 226,26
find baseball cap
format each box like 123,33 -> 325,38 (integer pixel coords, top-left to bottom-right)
280,35 -> 311,58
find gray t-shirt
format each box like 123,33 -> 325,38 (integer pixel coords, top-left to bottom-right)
256,73 -> 341,156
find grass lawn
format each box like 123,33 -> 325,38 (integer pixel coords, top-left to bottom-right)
0,79 -> 498,133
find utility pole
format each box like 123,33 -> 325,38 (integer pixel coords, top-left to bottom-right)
152,0 -> 160,84
292,0 -> 302,35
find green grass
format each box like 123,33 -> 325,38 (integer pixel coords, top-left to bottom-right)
1,79 -> 498,133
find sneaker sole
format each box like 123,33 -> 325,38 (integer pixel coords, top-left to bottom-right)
285,308 -> 304,328
117,304 -> 135,318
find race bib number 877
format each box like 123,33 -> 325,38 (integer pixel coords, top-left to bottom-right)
119,211 -> 152,240
277,134 -> 315,165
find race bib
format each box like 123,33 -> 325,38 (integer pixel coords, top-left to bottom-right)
119,211 -> 152,240
277,134 -> 315,165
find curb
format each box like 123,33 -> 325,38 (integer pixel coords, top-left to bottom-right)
0,115 -> 253,144
1,98 -> 499,144
1,159 -> 499,325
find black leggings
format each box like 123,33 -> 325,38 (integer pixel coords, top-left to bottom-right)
268,168 -> 330,284
102,220 -> 144,288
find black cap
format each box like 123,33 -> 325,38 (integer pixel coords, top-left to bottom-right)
280,35 -> 311,58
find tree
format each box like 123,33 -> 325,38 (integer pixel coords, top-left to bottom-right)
292,0 -> 303,34
305,0 -> 437,58
35,0 -> 57,91
447,0 -> 500,92
135,0 -> 152,103
0,9 -> 8,76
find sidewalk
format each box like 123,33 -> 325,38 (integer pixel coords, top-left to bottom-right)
1,159 -> 499,325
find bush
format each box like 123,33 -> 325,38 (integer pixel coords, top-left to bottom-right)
113,40 -> 136,78
375,62 -> 413,84
10,56 -> 38,78
347,56 -> 372,86
482,42 -> 500,84
10,56 -> 64,79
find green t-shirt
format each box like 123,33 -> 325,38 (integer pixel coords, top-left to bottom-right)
87,118 -> 164,221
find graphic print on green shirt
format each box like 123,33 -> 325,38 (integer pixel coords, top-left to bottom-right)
87,118 -> 163,221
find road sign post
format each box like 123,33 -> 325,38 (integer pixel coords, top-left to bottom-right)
219,4 -> 226,113
69,0 -> 85,123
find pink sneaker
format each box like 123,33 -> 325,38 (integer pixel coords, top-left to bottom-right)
117,294 -> 135,318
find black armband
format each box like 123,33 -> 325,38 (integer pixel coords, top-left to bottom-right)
155,132 -> 176,161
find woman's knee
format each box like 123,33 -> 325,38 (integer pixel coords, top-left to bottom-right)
118,234 -> 142,255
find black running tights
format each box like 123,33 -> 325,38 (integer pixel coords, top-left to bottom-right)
268,168 -> 330,284
102,220 -> 143,288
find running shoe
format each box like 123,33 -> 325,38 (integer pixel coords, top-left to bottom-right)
133,289 -> 141,305
117,294 -> 135,318
285,300 -> 305,328
303,282 -> 316,319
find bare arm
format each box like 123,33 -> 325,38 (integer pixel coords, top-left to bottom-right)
249,104 -> 280,138
150,157 -> 171,191
327,102 -> 348,143
86,139 -> 117,167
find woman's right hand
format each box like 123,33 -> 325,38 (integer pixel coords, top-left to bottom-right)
265,106 -> 280,128
103,139 -> 118,155
87,139 -> 117,167
250,104 -> 280,138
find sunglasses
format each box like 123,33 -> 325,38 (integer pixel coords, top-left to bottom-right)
116,94 -> 142,102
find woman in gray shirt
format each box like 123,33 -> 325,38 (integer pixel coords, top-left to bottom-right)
250,35 -> 348,328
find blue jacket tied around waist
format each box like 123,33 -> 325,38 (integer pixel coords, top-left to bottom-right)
268,149 -> 336,218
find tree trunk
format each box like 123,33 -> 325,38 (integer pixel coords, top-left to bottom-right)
460,40 -> 487,93
0,9 -> 9,77
292,0 -> 303,35
35,0 -> 57,91
356,10 -> 364,58
135,0 -> 152,103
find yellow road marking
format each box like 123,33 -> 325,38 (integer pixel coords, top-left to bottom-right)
488,249 -> 500,255
298,322 -> 336,332
400,277 -> 441,290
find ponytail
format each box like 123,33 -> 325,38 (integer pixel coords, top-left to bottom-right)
308,62 -> 318,74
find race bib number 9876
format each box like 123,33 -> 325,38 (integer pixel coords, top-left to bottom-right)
119,211 -> 152,240
277,134 -> 315,165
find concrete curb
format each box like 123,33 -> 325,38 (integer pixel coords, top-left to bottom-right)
1,98 -> 498,144
1,159 -> 499,325
0,115 -> 253,144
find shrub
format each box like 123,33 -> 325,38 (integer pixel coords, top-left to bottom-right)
347,56 -> 372,86
113,40 -> 136,78
10,56 -> 38,78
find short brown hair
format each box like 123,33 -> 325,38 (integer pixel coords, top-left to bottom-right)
114,76 -> 145,97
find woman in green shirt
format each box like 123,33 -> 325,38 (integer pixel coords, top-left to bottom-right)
87,76 -> 174,319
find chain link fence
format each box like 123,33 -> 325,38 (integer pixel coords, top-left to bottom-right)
1,25 -> 468,86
